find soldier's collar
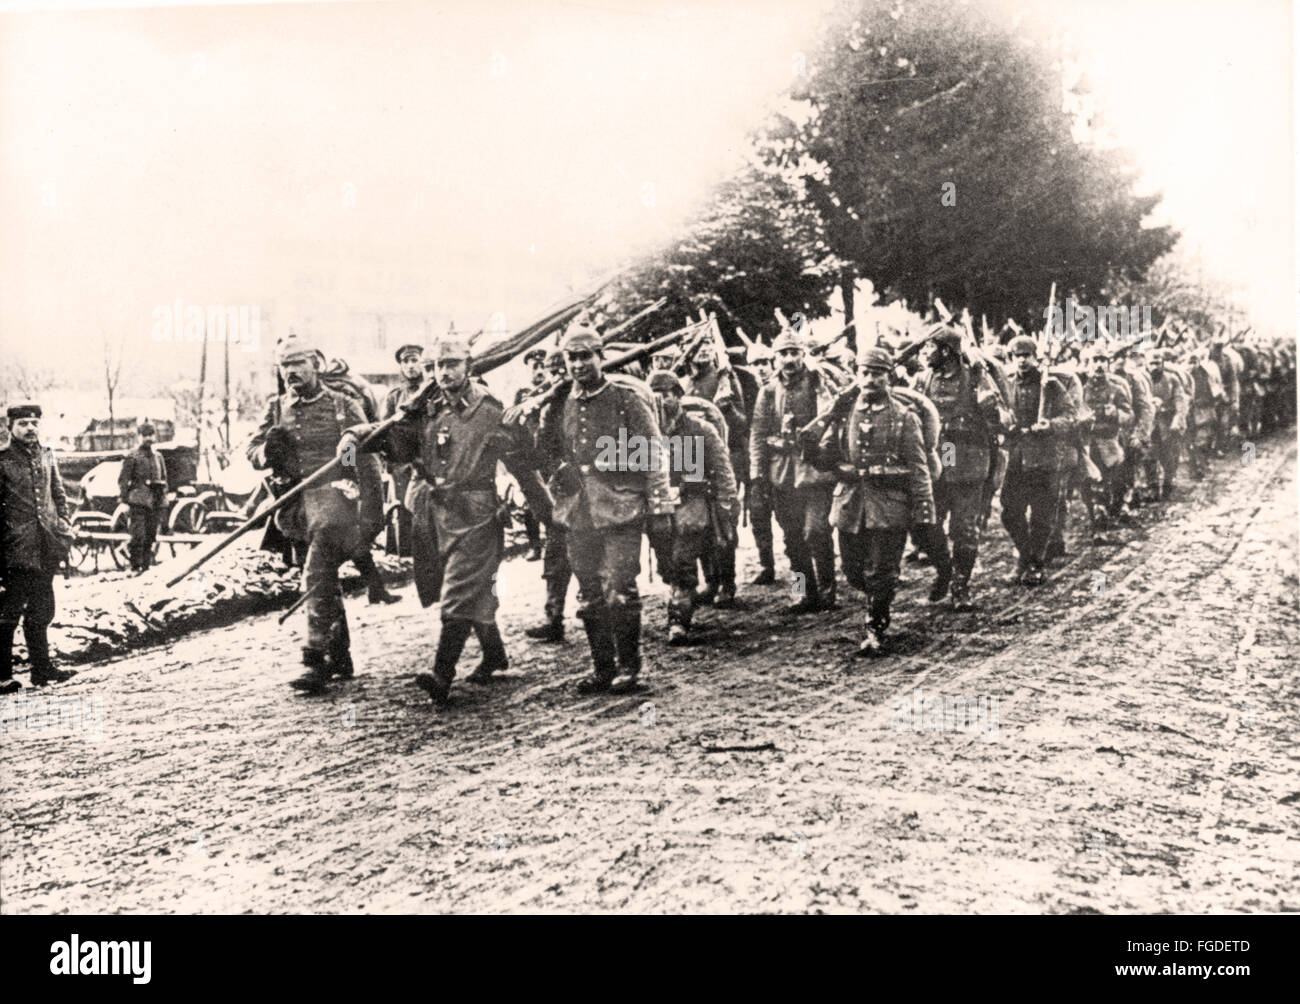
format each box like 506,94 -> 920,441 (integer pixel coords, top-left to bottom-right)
286,384 -> 327,405
573,378 -> 611,401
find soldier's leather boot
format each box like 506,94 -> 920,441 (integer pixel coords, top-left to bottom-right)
0,625 -> 21,693
714,582 -> 736,609
27,629 -> 74,686
367,580 -> 401,605
609,604 -> 645,694
950,547 -> 978,611
291,648 -> 333,694
750,545 -> 776,585
415,619 -> 472,707
466,621 -> 509,684
1021,561 -> 1045,586
786,559 -> 819,614
667,602 -> 690,646
576,606 -> 617,694
327,616 -> 354,679
524,617 -> 565,643
857,597 -> 890,657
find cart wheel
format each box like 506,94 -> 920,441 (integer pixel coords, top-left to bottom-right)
66,538 -> 92,570
169,498 -> 207,534
110,539 -> 132,570
110,504 -> 131,534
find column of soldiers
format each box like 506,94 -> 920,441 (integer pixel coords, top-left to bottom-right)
1,316 -> 1292,698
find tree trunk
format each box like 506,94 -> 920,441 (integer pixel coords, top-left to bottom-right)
840,267 -> 857,352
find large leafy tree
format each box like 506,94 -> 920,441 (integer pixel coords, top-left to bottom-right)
763,0 -> 1177,328
594,164 -> 842,344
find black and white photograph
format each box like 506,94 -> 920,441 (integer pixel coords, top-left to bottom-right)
0,0 -> 1296,938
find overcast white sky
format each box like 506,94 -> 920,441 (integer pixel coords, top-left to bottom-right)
0,0 -> 1293,389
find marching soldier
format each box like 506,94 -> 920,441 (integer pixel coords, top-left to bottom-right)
647,371 -> 738,644
1186,349 -> 1225,479
1112,351 -> 1155,516
343,333 -> 527,707
682,341 -> 747,608
247,334 -> 382,692
117,422 -> 168,574
523,347 -> 575,643
382,343 -> 427,559
749,328 -> 838,613
1080,356 -> 1134,539
916,328 -> 1009,610
740,339 -> 777,585
1,402 -> 77,692
1000,336 -> 1080,585
1145,349 -> 1189,500
803,347 -> 934,655
515,347 -> 551,561
536,326 -> 674,694
1208,337 -> 1242,454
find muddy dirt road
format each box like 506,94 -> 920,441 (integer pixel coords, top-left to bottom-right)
3,434 -> 1297,914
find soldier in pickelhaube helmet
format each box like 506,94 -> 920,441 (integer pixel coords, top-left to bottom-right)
342,331 -> 529,708
247,332 -> 381,693
803,346 -> 934,656
748,326 -> 838,613
536,325 -> 675,694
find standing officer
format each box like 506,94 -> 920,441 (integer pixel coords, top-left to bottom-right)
749,328 -> 838,613
804,347 -> 934,655
1,402 -> 76,691
1145,349 -> 1189,501
647,371 -> 737,645
117,422 -> 168,574
536,326 -> 674,694
344,332 -> 526,707
382,343 -> 427,559
247,334 -> 381,693
916,328 -> 1008,610
1000,336 -> 1080,585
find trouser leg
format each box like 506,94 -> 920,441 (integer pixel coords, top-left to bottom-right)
542,523 -> 571,621
773,486 -> 814,597
801,485 -> 836,607
862,528 -> 907,631
1000,461 -> 1031,563
303,534 -> 345,655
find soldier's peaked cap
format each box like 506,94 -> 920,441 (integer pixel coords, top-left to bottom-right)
772,328 -> 804,352
394,343 -> 424,363
857,346 -> 894,371
523,347 -> 548,365
6,402 -> 41,420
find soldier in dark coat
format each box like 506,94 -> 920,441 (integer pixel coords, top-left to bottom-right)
647,371 -> 738,645
117,422 -> 168,573
536,326 -> 674,694
247,334 -> 381,692
381,343 -> 427,559
804,347 -> 934,655
345,334 -> 529,707
0,402 -> 76,691
517,348 -> 575,643
514,347 -> 550,561
916,329 -> 1009,610
1000,336 -> 1081,585
749,329 -> 838,613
